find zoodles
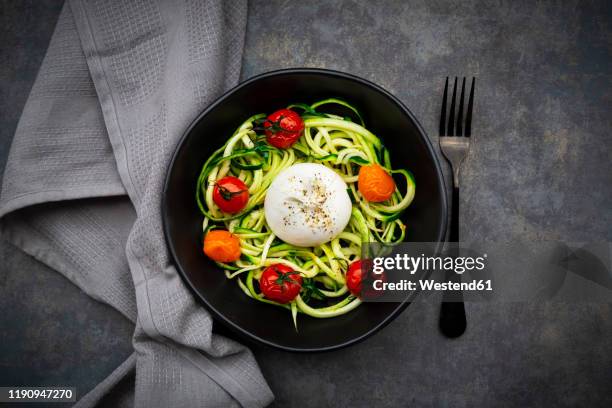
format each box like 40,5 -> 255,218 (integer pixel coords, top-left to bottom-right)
196,99 -> 415,328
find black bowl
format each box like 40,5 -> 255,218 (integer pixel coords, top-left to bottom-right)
162,68 -> 447,352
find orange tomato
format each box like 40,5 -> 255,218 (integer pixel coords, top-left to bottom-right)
358,164 -> 395,202
203,230 -> 241,262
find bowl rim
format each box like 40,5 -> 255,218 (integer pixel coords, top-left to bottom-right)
162,67 -> 448,352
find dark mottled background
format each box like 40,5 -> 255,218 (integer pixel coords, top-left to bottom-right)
1,0 -> 611,407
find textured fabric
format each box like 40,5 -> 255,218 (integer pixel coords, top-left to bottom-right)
0,1 -> 273,407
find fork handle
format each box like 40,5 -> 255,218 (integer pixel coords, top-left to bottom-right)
439,186 -> 467,338
450,185 -> 460,242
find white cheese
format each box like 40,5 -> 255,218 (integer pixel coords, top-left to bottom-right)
264,163 -> 352,247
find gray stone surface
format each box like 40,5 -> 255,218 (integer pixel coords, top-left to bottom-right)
1,0 -> 611,407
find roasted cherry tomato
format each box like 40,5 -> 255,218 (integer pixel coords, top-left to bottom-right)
358,164 -> 396,202
213,176 -> 249,214
346,259 -> 384,298
259,263 -> 303,304
264,108 -> 305,149
203,230 -> 241,263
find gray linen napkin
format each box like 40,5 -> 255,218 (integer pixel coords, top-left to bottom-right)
0,0 -> 273,407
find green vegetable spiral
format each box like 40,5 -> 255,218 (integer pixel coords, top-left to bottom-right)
196,99 -> 415,328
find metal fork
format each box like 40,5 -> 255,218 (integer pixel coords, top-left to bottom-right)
438,77 -> 475,338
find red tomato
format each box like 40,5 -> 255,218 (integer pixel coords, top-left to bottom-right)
259,263 -> 303,304
346,260 -> 364,296
213,176 -> 249,214
346,259 -> 384,298
264,108 -> 305,149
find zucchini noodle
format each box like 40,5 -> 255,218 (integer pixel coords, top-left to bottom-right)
196,99 -> 415,327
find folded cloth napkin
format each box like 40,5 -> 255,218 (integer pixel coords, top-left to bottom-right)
0,0 -> 273,406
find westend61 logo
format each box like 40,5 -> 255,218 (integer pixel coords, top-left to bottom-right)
360,242 -> 493,301
359,246 -> 493,301
365,251 -> 492,297
372,253 -> 487,275
361,241 -> 612,303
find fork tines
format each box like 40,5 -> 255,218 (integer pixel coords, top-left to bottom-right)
440,77 -> 475,137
